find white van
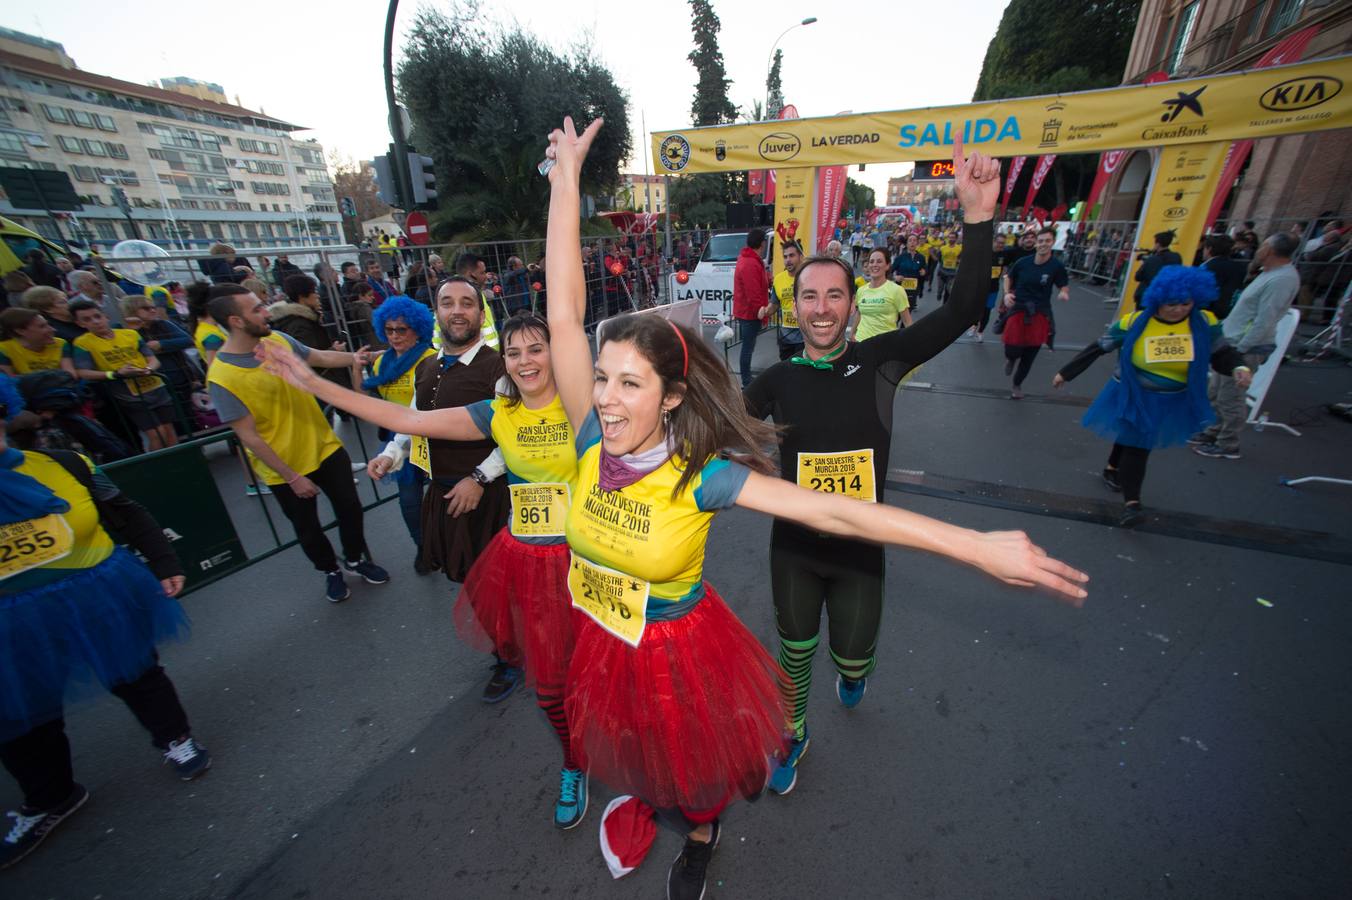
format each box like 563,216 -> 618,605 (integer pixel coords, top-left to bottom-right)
669,228 -> 771,324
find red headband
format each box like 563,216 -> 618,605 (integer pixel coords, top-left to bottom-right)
668,319 -> 688,377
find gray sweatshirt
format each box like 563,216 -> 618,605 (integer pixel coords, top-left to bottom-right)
1223,263 -> 1299,352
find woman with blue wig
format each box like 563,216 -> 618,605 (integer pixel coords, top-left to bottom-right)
1053,265 -> 1253,528
361,296 -> 437,571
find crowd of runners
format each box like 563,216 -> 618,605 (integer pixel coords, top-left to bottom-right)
3,113 -> 1309,898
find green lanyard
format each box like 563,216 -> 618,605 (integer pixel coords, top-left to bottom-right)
789,342 -> 848,371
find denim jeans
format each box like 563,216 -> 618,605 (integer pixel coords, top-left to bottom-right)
396,466 -> 428,548
737,318 -> 761,387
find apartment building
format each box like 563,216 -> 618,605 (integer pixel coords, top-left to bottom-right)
0,27 -> 342,248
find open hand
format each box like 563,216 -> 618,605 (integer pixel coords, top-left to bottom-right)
952,134 -> 1002,223
971,530 -> 1089,606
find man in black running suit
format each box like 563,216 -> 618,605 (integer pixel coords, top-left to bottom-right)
744,140 -> 999,796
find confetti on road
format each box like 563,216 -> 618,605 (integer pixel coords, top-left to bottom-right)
1257,598 -> 1273,607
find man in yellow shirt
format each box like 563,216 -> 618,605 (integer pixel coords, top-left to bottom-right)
773,240 -> 805,360
67,300 -> 178,451
936,232 -> 963,303
204,283 -> 388,603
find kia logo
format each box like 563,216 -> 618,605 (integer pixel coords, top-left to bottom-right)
1165,207 -> 1188,219
1260,76 -> 1343,112
758,132 -> 801,162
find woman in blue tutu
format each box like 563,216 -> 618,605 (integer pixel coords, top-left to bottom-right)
0,375 -> 207,870
1053,265 -> 1253,528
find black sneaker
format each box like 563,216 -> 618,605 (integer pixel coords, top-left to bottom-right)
343,558 -> 390,585
667,820 -> 720,900
1101,468 -> 1121,492
413,553 -> 435,576
1192,443 -> 1241,460
325,570 -> 351,603
0,783 -> 89,870
482,661 -> 522,704
163,736 -> 212,781
1185,431 -> 1213,446
1118,503 -> 1145,529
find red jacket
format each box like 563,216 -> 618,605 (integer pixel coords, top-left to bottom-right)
732,246 -> 769,321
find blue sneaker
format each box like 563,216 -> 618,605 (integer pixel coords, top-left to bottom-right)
162,737 -> 211,781
325,570 -> 350,603
837,674 -> 867,709
481,661 -> 521,703
768,728 -> 809,795
343,558 -> 390,585
554,768 -> 588,829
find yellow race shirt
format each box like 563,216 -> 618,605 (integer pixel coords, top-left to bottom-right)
371,346 -> 437,408
0,337 -> 66,374
854,281 -> 910,342
2,451 -> 115,595
773,269 -> 798,331
566,412 -> 749,612
1119,310 -> 1221,384
71,329 -> 159,392
467,393 -> 577,545
206,333 -> 343,485
938,244 -> 963,269
194,320 -> 227,359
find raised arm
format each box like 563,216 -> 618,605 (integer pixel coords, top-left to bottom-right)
256,340 -> 485,441
735,469 -> 1088,603
544,116 -> 604,430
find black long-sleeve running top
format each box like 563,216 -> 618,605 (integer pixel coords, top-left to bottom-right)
745,220 -> 993,527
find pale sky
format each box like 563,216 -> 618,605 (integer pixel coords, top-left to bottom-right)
8,0 -> 1008,199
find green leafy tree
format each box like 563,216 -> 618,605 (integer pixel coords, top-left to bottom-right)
667,175 -> 727,229
687,0 -> 738,127
766,49 -> 784,119
973,0 -> 1141,211
844,178 -> 875,218
398,2 -> 632,241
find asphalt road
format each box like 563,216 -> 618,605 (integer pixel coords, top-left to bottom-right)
5,280 -> 1351,900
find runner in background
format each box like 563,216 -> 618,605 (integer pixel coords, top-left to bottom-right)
204,283 -> 389,603
259,312 -> 585,829
0,389 -> 207,871
544,118 -> 1088,900
967,230 -> 1014,342
773,240 -> 805,361
1000,228 -> 1069,400
854,248 -> 911,341
935,231 -> 963,303
1054,266 -> 1249,527
890,234 -> 928,306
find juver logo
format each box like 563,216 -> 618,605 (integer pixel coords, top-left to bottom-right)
758,132 -> 802,162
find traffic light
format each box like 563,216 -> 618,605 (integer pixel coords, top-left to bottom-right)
340,196 -> 356,218
407,152 -> 438,209
371,153 -> 404,208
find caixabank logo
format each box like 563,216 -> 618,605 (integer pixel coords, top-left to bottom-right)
659,134 -> 691,172
1260,75 -> 1343,112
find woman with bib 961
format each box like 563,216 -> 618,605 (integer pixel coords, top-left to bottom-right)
542,117 -> 1089,900
258,312 -> 585,830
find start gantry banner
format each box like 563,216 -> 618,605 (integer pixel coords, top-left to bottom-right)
651,56 -> 1352,173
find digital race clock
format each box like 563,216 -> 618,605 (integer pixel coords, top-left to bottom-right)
912,160 -> 957,181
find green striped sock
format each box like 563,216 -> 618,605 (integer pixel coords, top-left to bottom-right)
829,648 -> 876,682
778,635 -> 818,741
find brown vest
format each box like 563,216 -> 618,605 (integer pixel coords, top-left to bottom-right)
413,346 -> 503,483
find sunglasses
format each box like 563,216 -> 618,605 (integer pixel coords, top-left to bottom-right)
384,325 -> 412,335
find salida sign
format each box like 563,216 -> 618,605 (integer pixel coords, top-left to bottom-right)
651,56 -> 1352,173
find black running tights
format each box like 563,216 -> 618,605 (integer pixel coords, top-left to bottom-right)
1004,345 -> 1041,387
1107,443 -> 1151,504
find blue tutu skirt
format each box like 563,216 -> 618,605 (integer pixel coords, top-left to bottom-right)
0,547 -> 189,741
1082,378 -> 1214,450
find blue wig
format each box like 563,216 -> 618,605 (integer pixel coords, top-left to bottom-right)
372,295 -> 434,344
1140,264 -> 1219,312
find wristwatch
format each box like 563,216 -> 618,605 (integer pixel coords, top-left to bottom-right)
469,467 -> 491,486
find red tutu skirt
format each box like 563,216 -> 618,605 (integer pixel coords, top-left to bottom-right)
454,529 -> 574,695
1003,310 -> 1052,347
565,584 -> 790,817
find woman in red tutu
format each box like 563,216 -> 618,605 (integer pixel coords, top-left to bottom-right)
544,118 -> 1090,899
258,313 -> 585,830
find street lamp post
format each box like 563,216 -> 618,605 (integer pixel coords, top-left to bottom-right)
765,17 -> 817,120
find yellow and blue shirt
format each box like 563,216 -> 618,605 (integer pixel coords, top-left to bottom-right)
69,329 -> 161,394
194,320 -> 227,359
467,393 -> 576,546
1,451 -> 115,595
1111,310 -> 1222,389
565,412 -> 749,615
371,346 -> 437,408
